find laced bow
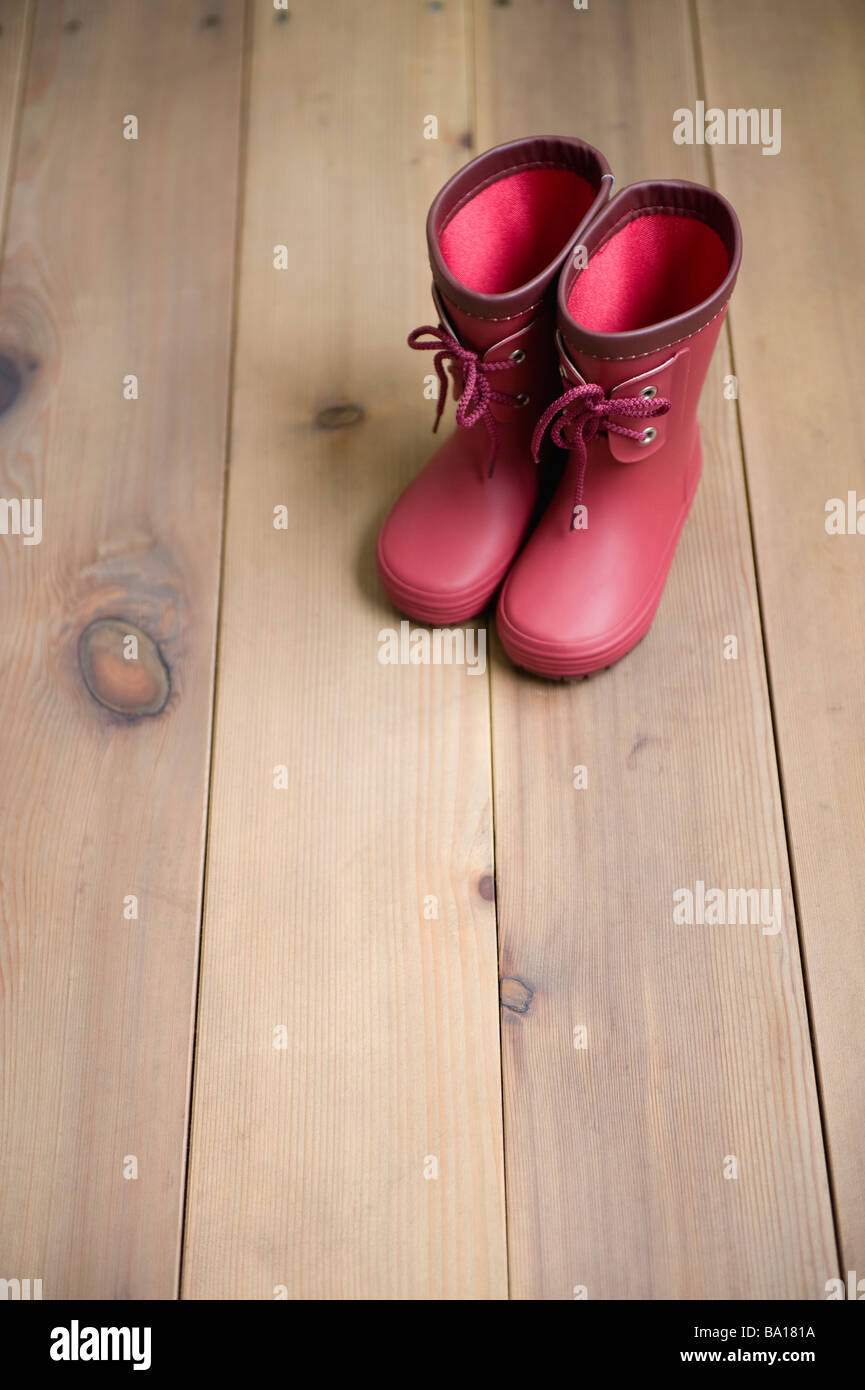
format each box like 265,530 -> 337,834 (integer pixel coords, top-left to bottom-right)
408,324 -> 522,477
531,381 -> 672,530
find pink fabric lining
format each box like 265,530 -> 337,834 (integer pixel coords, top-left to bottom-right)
439,168 -> 596,295
568,212 -> 730,332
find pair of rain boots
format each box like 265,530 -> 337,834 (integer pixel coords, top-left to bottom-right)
376,136 -> 742,678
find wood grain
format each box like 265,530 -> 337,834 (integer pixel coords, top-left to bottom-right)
0,0 -> 243,1297
181,0 -> 507,1300
0,1 -> 31,243
474,0 -> 837,1298
697,0 -> 865,1274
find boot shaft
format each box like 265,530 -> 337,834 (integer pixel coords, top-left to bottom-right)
427,135 -> 613,331
555,179 -> 742,452
425,136 -> 613,420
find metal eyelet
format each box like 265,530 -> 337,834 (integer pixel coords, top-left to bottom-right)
558,364 -> 567,378
640,385 -> 658,399
515,393 -> 530,407
640,426 -> 658,444
509,349 -> 526,364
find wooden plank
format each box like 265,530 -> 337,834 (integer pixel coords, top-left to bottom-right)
475,0 -> 837,1298
697,0 -> 865,1275
182,0 -> 507,1300
0,1 -> 32,240
0,0 -> 243,1298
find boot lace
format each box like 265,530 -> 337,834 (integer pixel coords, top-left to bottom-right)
408,324 -> 524,477
531,382 -> 671,530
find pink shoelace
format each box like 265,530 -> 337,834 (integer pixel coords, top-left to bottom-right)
408,324 -> 522,476
531,382 -> 672,530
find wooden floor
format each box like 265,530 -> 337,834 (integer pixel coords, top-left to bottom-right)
0,0 -> 862,1300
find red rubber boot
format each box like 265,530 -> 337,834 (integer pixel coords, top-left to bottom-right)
377,136 -> 612,624
497,180 -> 742,676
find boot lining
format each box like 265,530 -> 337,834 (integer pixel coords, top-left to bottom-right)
567,210 -> 730,333
439,167 -> 597,296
